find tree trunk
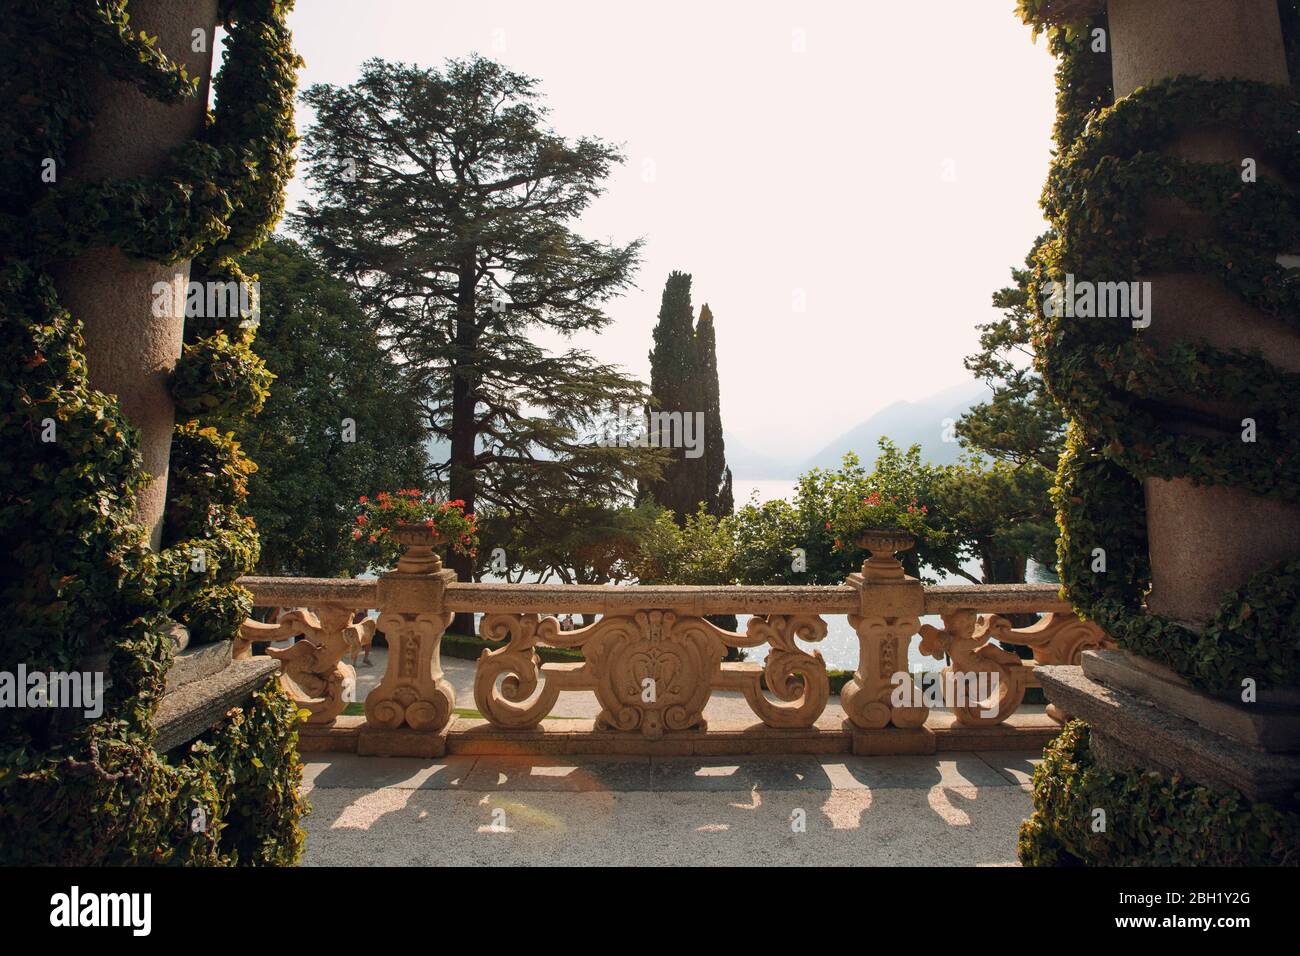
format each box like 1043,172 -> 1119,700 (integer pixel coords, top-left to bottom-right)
448,255 -> 478,636
981,549 -> 1036,641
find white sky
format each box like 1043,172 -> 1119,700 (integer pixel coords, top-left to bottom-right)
276,0 -> 1059,459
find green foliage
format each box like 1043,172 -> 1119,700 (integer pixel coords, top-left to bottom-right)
643,273 -> 733,520
172,333 -> 273,425
0,0 -> 304,864
827,488 -> 931,546
488,500 -> 659,585
1,678 -> 306,866
293,55 -> 658,594
1019,721 -> 1299,866
236,236 -> 429,577
958,233 -> 1066,472
930,457 -> 1058,584
1027,4 -> 1300,692
695,305 -> 733,517
633,506 -> 736,586
634,443 -> 971,587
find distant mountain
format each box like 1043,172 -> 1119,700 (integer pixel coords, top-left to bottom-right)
722,431 -> 799,480
799,379 -> 990,472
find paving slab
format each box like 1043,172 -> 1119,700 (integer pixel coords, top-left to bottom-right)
974,751 -> 1042,787
297,750 -> 1041,866
461,755 -> 655,792
302,756 -> 476,791
650,755 -> 844,792
299,781 -> 1034,866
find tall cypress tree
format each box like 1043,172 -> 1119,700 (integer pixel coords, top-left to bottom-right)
644,271 -> 703,518
644,273 -> 732,521
695,304 -> 733,518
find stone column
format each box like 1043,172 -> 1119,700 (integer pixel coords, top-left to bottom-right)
1037,0 -> 1300,810
1106,0 -> 1300,626
361,554 -> 458,757
50,0 -> 220,549
841,534 -> 931,754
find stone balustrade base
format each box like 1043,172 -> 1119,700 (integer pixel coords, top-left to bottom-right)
296,711 -> 1063,758
356,724 -> 452,758
1036,664 -> 1300,809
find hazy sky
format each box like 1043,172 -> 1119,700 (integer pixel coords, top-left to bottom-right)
275,0 -> 1059,459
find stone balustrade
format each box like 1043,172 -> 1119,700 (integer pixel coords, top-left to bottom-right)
237,543 -> 1111,756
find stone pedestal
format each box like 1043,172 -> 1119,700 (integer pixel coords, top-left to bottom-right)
50,0 -> 219,548
1083,648 -> 1300,750
365,567 -> 458,733
840,534 -> 928,735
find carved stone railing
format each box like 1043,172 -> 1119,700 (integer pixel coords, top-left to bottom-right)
238,539 -> 1112,752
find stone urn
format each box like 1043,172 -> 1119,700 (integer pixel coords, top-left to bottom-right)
392,524 -> 445,574
857,531 -> 914,581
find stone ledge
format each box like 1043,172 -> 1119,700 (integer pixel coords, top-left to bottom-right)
1082,648 -> 1300,752
164,638 -> 232,694
1036,664 -> 1300,809
290,712 -> 1063,757
154,657 -> 280,753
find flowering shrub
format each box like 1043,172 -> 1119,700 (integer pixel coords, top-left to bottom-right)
354,490 -> 479,557
827,490 -> 930,551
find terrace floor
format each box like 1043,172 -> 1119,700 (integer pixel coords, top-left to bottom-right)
299,749 -> 1041,866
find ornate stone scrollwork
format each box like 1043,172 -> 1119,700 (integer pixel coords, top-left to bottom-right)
471,610 -> 832,736
474,613 -> 572,728
585,611 -> 725,736
981,611 -> 1113,665
841,614 -> 926,729
914,609 -> 1114,726
918,609 -> 1030,726
719,614 -> 830,728
364,608 -> 455,731
236,607 -> 372,724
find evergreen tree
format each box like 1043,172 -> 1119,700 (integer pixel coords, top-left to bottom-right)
643,273 -> 732,521
957,234 -> 1067,471
644,271 -> 702,517
292,56 -> 659,613
695,304 -> 733,518
237,238 -> 429,577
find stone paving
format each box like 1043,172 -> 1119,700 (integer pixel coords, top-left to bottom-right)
299,750 -> 1041,866
313,645 -> 1044,865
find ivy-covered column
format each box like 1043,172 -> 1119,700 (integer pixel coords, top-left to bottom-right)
1112,0 -> 1300,626
1019,0 -> 1300,864
50,0 -> 220,549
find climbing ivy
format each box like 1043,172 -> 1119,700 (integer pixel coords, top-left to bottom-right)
1018,721 -> 1299,866
0,0 -> 304,864
1019,2 -> 1300,694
